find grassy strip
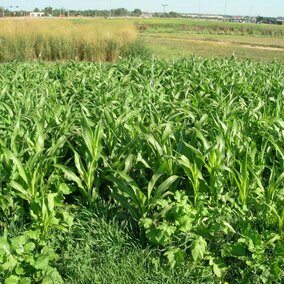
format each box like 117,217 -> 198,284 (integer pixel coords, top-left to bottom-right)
140,33 -> 284,49
135,18 -> 284,36
145,37 -> 284,63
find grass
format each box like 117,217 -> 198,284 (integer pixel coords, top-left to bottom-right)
0,19 -> 137,62
136,18 -> 284,36
145,37 -> 284,63
54,204 -> 214,284
141,32 -> 284,48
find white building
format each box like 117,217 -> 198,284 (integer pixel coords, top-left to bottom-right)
30,12 -> 44,17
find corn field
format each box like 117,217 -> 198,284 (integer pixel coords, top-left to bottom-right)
0,58 -> 284,283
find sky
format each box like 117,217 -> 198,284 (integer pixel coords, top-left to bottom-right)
2,0 -> 284,17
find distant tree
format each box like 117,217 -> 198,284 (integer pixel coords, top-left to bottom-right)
132,9 -> 142,17
112,8 -> 128,16
44,7 -> 53,15
168,11 -> 180,18
153,12 -> 162,17
33,8 -> 40,12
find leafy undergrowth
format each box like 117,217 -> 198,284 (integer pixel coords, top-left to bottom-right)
0,57 -> 284,283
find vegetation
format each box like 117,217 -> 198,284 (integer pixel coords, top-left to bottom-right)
0,7 -> 143,18
136,18 -> 284,36
135,18 -> 284,63
145,37 -> 284,63
0,19 -> 137,62
0,18 -> 283,63
0,57 -> 283,283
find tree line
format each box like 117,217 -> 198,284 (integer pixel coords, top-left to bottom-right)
0,7 -> 182,18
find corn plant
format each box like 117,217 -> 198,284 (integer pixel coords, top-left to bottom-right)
56,112 -> 103,205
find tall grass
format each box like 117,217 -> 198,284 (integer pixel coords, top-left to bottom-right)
0,19 -> 137,62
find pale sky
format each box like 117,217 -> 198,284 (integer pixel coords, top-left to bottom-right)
2,0 -> 284,17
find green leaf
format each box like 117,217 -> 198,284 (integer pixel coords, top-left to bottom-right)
5,275 -> 19,284
213,263 -> 222,278
42,268 -> 63,284
2,257 -> 18,270
15,266 -> 25,276
147,161 -> 167,201
154,175 -> 179,200
47,193 -> 57,212
24,230 -> 41,240
19,278 -> 31,284
208,256 -> 227,278
55,165 -> 84,190
11,235 -> 28,254
24,242 -> 36,253
62,211 -> 74,228
111,190 -> 140,220
164,248 -> 185,269
34,255 -> 49,270
191,236 -> 207,262
124,154 -> 134,173
58,183 -> 72,195
140,218 -> 153,229
107,173 -> 146,211
221,243 -> 247,258
74,151 -> 87,181
0,236 -> 10,254
10,181 -> 29,201
146,223 -> 176,245
2,148 -> 28,185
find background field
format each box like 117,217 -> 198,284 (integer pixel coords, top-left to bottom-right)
134,18 -> 284,62
0,17 -> 284,63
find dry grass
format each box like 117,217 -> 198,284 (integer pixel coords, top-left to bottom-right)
0,19 -> 137,62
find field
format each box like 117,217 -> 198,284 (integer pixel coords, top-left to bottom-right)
135,18 -> 284,62
1,58 -> 284,283
0,18 -> 284,283
0,18 -> 284,63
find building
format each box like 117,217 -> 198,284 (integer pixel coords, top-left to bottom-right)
30,12 -> 44,17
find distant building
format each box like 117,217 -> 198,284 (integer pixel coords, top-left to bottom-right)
141,11 -> 154,18
256,16 -> 284,25
30,12 -> 44,17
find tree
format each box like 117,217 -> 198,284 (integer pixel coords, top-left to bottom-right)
132,9 -> 142,17
44,7 -> 53,15
168,11 -> 180,18
112,8 -> 128,17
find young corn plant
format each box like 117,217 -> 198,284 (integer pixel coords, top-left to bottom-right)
107,161 -> 178,221
230,151 -> 249,207
56,112 -> 103,205
1,143 -> 70,236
